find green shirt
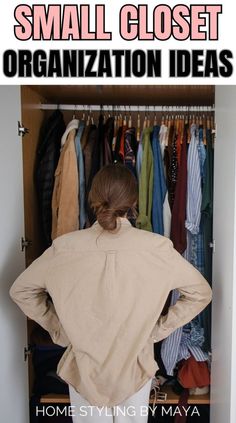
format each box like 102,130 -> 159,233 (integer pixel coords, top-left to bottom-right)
136,127 -> 154,231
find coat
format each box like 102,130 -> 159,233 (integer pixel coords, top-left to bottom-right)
35,110 -> 66,249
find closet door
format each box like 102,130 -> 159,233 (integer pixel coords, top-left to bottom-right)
0,86 -> 29,422
211,86 -> 236,423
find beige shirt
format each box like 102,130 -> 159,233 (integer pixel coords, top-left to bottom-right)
9,218 -> 212,406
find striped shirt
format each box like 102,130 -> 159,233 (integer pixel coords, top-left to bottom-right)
185,124 -> 202,235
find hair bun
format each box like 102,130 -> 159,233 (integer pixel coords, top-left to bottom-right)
97,207 -> 118,231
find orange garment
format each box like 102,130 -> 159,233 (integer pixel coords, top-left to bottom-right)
119,126 -> 127,160
51,129 -> 79,240
178,355 -> 210,388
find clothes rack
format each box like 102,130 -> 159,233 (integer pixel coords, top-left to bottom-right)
40,104 -> 215,112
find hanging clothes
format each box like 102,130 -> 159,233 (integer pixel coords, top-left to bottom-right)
159,124 -> 168,160
136,127 -> 154,232
86,115 -> 106,224
136,131 -> 144,181
103,117 -> 114,166
124,127 -> 137,177
83,126 -> 98,226
159,124 -> 172,238
74,121 -> 86,230
80,124 -> 90,150
113,126 -> 123,163
151,125 -> 167,235
168,127 -> 178,210
198,128 -> 214,351
201,128 -> 214,285
119,125 -> 127,162
189,126 -> 206,275
83,124 -> 97,191
185,124 -> 202,235
163,196 -> 172,238
51,120 -> 79,240
35,110 -> 65,249
170,124 -> 188,254
161,290 -> 208,376
87,115 -> 104,186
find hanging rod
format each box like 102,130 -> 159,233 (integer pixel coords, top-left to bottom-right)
40,104 -> 215,112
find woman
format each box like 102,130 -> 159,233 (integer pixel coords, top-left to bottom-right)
10,164 -> 212,423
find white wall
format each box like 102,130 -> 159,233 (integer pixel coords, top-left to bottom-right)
211,86 -> 236,423
0,86 -> 29,422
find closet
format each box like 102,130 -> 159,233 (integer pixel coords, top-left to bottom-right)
1,84 -> 236,423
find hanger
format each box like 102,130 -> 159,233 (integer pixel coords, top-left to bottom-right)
187,112 -> 192,143
137,108 -> 141,142
164,112 -> 168,127
113,107 -> 117,134
118,107 -> 123,128
82,105 -> 86,122
211,114 -> 214,131
180,112 -> 184,144
123,106 -> 127,127
153,107 -> 157,126
161,106 -> 165,126
103,105 -> 108,120
199,111 -> 203,126
203,114 -> 207,145
147,107 -> 151,128
184,107 -> 189,125
86,107 -> 90,126
128,106 -> 132,128
196,107 -> 199,126
143,108 -> 147,130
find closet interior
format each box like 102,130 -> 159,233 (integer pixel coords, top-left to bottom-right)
20,85 -> 215,422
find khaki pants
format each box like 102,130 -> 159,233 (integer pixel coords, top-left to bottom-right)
69,379 -> 152,423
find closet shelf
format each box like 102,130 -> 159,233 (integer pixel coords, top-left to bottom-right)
39,387 -> 210,405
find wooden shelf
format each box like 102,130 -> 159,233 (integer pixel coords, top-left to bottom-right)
40,394 -> 70,404
150,386 -> 210,405
31,85 -> 215,107
40,386 -> 210,405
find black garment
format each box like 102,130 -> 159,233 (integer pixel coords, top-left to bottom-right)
87,115 -> 104,187
86,115 -> 105,224
35,110 -> 66,249
154,341 -> 169,378
170,125 -> 188,254
32,344 -> 68,396
113,126 -> 123,163
103,117 -> 114,166
200,128 -> 214,351
124,127 -> 138,177
83,124 -> 97,191
30,396 -> 72,423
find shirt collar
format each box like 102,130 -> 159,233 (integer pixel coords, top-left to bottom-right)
93,217 -> 132,228
61,119 -> 79,146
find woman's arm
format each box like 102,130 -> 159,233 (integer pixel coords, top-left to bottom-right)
9,245 -> 69,347
151,242 -> 212,342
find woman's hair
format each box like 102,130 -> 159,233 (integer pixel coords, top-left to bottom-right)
88,164 -> 138,232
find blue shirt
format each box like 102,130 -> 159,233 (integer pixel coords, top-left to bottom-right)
151,126 -> 167,235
